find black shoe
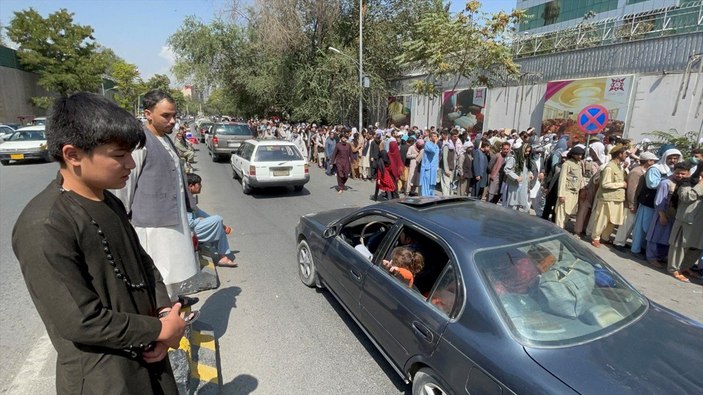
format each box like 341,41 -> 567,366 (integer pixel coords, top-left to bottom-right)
177,295 -> 199,308
612,244 -> 626,252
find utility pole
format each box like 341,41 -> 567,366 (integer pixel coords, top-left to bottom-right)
358,0 -> 364,134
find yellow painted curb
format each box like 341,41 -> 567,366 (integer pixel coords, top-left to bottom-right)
191,331 -> 216,351
191,360 -> 219,384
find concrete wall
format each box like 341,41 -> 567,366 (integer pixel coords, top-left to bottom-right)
0,66 -> 48,125
403,70 -> 703,143
410,95 -> 442,130
629,72 -> 703,140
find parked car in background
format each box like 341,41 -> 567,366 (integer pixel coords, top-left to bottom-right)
231,139 -> 309,194
207,122 -> 254,162
0,124 -> 16,140
295,196 -> 703,395
30,117 -> 46,126
0,125 -> 50,165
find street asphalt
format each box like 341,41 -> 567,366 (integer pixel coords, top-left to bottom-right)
0,146 -> 700,394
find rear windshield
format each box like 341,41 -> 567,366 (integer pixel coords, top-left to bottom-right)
254,145 -> 303,162
474,234 -> 646,347
215,124 -> 253,136
9,131 -> 46,141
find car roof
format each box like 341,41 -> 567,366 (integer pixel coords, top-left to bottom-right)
214,122 -> 249,126
16,125 -> 46,132
374,197 -> 563,250
244,139 -> 296,146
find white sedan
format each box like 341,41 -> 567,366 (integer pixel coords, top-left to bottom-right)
0,125 -> 51,165
230,139 -> 309,194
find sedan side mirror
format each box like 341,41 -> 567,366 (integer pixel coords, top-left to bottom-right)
322,225 -> 339,239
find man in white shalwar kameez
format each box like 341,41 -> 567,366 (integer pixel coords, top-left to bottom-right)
112,90 -> 199,298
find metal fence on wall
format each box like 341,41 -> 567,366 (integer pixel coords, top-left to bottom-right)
513,0 -> 703,59
516,32 -> 703,82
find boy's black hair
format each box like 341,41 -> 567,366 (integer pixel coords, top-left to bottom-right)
186,173 -> 202,186
47,92 -> 145,163
142,89 -> 175,111
673,161 -> 691,172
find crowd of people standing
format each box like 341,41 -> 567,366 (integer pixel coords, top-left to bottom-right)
249,119 -> 702,284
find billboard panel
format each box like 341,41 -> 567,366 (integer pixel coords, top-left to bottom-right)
387,96 -> 412,127
542,75 -> 634,142
441,88 -> 486,133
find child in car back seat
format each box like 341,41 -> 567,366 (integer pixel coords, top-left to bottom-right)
382,247 -> 425,288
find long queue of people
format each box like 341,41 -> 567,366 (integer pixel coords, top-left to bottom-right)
250,120 -> 702,284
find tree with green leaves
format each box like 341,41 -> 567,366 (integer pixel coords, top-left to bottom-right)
145,74 -> 172,91
7,8 -> 109,107
396,0 -> 524,96
109,60 -> 142,114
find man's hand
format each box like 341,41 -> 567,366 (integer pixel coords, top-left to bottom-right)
559,197 -> 565,203
517,176 -> 523,183
475,176 -> 481,181
538,173 -> 544,182
444,171 -> 451,177
157,303 -> 186,349
623,181 -> 628,189
658,214 -> 668,226
142,342 -> 169,364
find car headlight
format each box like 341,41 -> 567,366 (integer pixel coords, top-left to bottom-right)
39,143 -> 47,150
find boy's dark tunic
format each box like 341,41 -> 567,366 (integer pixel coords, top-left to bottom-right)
12,175 -> 177,394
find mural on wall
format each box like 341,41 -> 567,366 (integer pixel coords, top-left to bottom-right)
387,96 -> 412,126
441,88 -> 486,133
542,75 -> 634,142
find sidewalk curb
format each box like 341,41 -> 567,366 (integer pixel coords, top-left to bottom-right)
168,310 -> 221,394
168,253 -> 221,394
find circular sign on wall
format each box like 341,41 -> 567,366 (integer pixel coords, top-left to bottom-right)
577,105 -> 610,135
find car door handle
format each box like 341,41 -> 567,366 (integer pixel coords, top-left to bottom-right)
350,269 -> 363,282
412,321 -> 433,343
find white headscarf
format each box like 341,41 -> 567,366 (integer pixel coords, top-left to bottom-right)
589,141 -> 607,164
653,148 -> 682,176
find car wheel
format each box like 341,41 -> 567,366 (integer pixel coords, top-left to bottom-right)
0,160 -> 9,166
297,239 -> 319,287
412,368 -> 450,395
211,153 -> 219,162
242,176 -> 252,194
232,167 -> 239,180
294,185 -> 304,192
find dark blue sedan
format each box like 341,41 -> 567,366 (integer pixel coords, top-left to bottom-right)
294,196 -> 703,394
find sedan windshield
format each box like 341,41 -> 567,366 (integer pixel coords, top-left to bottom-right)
475,234 -> 646,347
254,145 -> 303,162
8,131 -> 46,141
215,124 -> 252,136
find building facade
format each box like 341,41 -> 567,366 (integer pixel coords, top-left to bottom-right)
390,0 -> 702,144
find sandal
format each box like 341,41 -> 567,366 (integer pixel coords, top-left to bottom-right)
672,271 -> 690,283
177,295 -> 200,308
217,258 -> 238,267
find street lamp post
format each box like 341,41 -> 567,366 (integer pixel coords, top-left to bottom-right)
328,46 -> 364,134
328,2 -> 363,134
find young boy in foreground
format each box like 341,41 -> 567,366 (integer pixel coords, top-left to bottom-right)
12,92 -> 186,394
